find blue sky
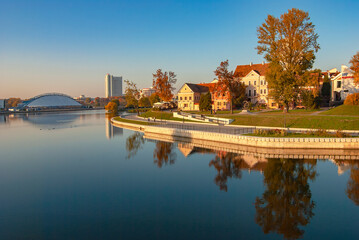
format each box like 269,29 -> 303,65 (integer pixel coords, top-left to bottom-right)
1,0 -> 358,98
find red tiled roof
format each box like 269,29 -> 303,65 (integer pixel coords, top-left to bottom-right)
234,63 -> 269,78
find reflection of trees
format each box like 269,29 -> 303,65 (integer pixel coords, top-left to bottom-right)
126,132 -> 144,159
153,142 -> 176,168
346,163 -> 359,206
255,159 -> 317,240
209,152 -> 243,192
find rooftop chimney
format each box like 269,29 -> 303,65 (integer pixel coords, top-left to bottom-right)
262,61 -> 265,65
249,62 -> 253,66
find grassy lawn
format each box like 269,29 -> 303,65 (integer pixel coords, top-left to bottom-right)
112,117 -> 157,125
258,109 -> 319,115
223,114 -> 359,130
319,105 -> 359,116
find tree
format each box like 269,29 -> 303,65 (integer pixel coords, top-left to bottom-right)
152,69 -> 177,101
105,101 -> 118,113
199,92 -> 212,111
350,51 -> 359,86
255,159 -> 317,239
232,81 -> 247,108
85,97 -> 91,104
149,93 -> 161,106
209,152 -> 243,192
344,93 -> 359,105
6,98 -> 21,108
124,80 -> 140,115
153,141 -> 176,168
300,89 -> 319,109
94,97 -> 100,107
214,60 -> 237,114
256,8 -> 320,112
111,99 -> 120,106
139,97 -> 151,108
321,75 -> 331,98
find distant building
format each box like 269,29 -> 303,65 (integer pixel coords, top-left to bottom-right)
0,99 -> 5,110
105,74 -> 122,98
331,65 -> 359,102
140,87 -> 156,98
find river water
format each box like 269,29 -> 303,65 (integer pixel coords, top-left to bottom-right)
0,110 -> 358,239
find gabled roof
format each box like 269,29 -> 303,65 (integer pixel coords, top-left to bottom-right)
184,83 -> 209,93
234,63 -> 269,78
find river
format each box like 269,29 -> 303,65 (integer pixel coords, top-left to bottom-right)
0,110 -> 358,239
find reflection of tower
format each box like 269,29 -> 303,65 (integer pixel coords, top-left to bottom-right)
105,118 -> 123,139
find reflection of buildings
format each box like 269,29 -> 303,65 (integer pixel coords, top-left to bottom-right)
329,159 -> 352,175
106,119 -> 123,139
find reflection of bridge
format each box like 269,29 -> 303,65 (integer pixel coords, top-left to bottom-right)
143,132 -> 359,160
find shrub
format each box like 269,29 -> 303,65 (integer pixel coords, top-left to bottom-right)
344,93 -> 359,105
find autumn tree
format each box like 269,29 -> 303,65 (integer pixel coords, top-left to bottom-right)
232,81 -> 247,108
124,80 -> 140,115
256,8 -> 320,112
6,98 -> 21,108
214,60 -> 237,114
350,51 -> 359,86
152,69 -> 177,102
105,101 -> 118,113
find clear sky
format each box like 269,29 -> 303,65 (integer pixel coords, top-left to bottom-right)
1,0 -> 358,99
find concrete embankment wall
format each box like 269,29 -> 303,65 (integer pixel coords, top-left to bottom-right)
111,119 -> 359,149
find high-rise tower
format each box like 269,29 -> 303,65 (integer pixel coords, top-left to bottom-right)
105,74 -> 122,97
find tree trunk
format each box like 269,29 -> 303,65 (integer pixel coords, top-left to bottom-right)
283,102 -> 289,113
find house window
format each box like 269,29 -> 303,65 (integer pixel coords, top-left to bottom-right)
264,89 -> 267,94
180,97 -> 182,100
185,97 -> 187,100
254,81 -> 256,85
249,81 -> 251,85
184,104 -> 188,107
249,90 -> 251,97
272,103 -> 276,107
189,97 -> 192,100
261,80 -> 263,85
337,81 -> 341,88
254,90 -> 256,96
260,89 -> 263,94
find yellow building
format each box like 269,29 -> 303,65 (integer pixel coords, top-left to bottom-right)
177,83 -> 209,111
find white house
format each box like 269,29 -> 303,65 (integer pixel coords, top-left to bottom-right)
331,65 -> 359,102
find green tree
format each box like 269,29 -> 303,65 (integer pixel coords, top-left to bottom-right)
321,75 -> 331,98
199,92 -> 212,111
255,159 -> 317,239
149,93 -> 161,106
124,80 -> 140,115
139,97 -> 151,108
232,81 -> 247,108
300,90 -> 319,109
256,8 -> 320,112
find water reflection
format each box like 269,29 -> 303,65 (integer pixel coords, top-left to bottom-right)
255,159 -> 317,239
105,114 -> 123,139
347,163 -> 359,206
126,132 -> 145,159
153,141 -> 177,168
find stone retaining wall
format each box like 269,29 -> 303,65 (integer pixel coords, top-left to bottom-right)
111,118 -> 359,149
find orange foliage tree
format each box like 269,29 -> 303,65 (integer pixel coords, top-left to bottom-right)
350,51 -> 359,86
344,93 -> 359,105
214,60 -> 236,114
152,69 -> 177,102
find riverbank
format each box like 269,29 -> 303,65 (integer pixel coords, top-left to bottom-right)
0,107 -> 104,115
111,117 -> 359,150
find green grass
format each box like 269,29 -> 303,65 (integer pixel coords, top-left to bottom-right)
258,109 -> 319,115
112,117 -> 157,126
245,132 -> 354,138
319,105 -> 359,116
223,114 -> 359,130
